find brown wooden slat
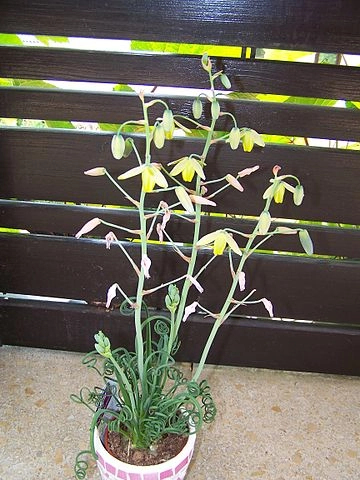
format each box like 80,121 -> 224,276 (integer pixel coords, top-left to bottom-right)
1,0 -> 360,54
1,129 -> 359,225
1,200 -> 359,259
1,46 -> 360,101
2,88 -> 360,141
1,299 -> 360,376
1,233 -> 359,325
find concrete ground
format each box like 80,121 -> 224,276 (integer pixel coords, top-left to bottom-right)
0,346 -> 359,480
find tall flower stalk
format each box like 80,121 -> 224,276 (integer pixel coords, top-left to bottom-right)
73,55 -> 313,478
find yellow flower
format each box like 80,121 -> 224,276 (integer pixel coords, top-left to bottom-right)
197,230 -> 242,256
168,156 -> 205,182
239,128 -> 265,152
118,163 -> 168,193
274,182 -> 286,203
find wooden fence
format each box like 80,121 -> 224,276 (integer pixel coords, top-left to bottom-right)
0,0 -> 359,375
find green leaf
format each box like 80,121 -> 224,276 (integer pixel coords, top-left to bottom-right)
131,40 -> 241,58
35,35 -> 69,46
98,123 -> 121,132
0,33 -> 23,46
44,120 -> 75,129
227,92 -> 260,101
317,53 -> 338,64
261,49 -> 312,62
284,96 -> 337,107
113,84 -> 135,92
0,78 -> 14,86
16,79 -> 56,89
346,101 -> 360,109
256,93 -> 290,103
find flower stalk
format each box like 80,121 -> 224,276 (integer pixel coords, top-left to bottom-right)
73,55 -> 312,475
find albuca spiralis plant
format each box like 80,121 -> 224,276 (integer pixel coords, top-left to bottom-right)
72,54 -> 313,478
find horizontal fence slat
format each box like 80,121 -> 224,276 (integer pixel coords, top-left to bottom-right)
1,233 -> 359,325
1,0 -> 360,54
1,129 -> 359,225
1,46 -> 360,101
2,88 -> 360,141
1,200 -> 360,259
1,299 -> 360,376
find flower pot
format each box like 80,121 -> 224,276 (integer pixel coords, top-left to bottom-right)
94,426 -> 196,480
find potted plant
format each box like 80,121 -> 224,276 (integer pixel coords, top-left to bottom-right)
72,55 -> 313,480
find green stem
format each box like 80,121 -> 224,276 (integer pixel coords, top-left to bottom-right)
192,197 -> 273,382
133,99 -> 153,384
174,88 -> 218,339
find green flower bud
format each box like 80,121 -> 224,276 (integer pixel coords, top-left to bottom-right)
258,211 -> 271,235
220,73 -> 231,89
111,134 -> 125,160
229,127 -> 241,150
299,229 -> 314,255
123,138 -> 133,158
201,53 -> 211,72
94,331 -> 112,358
162,109 -> 174,133
211,100 -> 220,120
192,97 -> 203,119
153,123 -> 165,149
165,284 -> 180,312
293,184 -> 304,206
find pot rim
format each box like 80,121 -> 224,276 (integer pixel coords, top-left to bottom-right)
94,425 -> 196,473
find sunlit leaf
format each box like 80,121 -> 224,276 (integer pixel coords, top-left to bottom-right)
113,84 -> 134,92
284,97 -> 337,107
35,35 -> 69,46
45,120 -> 75,129
261,49 -> 312,62
0,33 -> 23,46
130,40 -> 242,58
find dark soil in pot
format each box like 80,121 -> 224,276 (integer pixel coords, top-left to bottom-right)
106,430 -> 188,466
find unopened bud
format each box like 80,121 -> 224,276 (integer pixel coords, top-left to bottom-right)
84,167 -> 106,176
111,134 -> 125,160
220,73 -> 231,89
153,123 -> 165,149
258,211 -> 271,235
192,97 -> 203,119
211,100 -> 220,120
293,184 -> 304,206
299,229 -> 314,255
162,109 -> 174,133
229,127 -> 241,150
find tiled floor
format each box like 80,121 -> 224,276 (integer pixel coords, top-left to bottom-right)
1,346 -> 359,480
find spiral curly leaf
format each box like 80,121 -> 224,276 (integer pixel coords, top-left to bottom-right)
81,350 -> 104,376
74,450 -> 93,480
186,381 -> 201,397
70,387 -> 101,412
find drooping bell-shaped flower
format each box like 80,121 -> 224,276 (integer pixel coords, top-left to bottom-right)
239,128 -> 265,152
118,163 -> 168,193
169,156 -> 205,183
273,182 -> 286,204
197,230 -> 242,256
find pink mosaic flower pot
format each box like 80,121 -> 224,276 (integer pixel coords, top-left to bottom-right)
94,427 -> 196,480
